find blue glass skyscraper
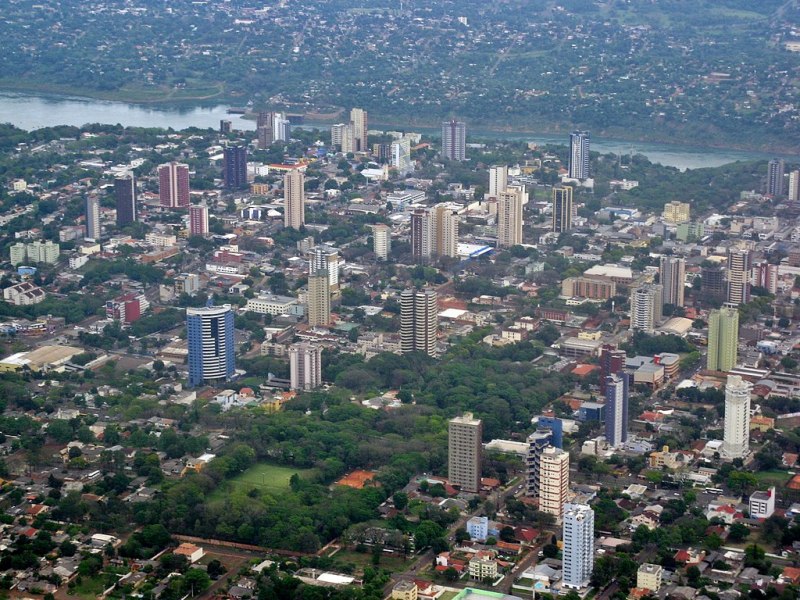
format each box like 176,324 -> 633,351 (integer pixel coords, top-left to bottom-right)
187,304 -> 235,387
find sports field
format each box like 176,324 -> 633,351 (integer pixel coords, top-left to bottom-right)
211,462 -> 316,498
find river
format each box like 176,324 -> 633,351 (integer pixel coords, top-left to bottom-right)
0,90 -> 794,171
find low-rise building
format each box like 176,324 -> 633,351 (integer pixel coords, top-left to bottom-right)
637,563 -> 663,592
749,486 -> 776,519
468,551 -> 498,581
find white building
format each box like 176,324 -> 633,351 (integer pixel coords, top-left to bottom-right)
289,342 -> 322,391
391,137 -> 413,176
245,294 -> 298,316
630,284 -> 663,332
488,165 -> 508,198
562,503 -> 594,589
749,486 -> 776,519
466,516 -> 488,541
372,224 -> 391,260
722,374 -> 752,459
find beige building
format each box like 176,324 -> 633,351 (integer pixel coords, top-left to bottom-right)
539,446 -> 569,518
391,581 -> 418,600
448,413 -> 482,493
306,272 -> 331,328
350,108 -> 368,152
662,201 -> 690,224
469,551 -> 498,581
284,169 -> 305,230
561,276 -> 616,299
637,563 -> 663,592
497,187 -> 524,247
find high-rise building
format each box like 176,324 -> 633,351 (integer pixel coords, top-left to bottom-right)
372,224 -> 391,260
284,169 -> 305,230
441,119 -> 466,161
400,288 -> 438,357
629,284 -> 663,332
497,188 -> 524,247
723,374 -> 752,459
310,245 -> 340,289
411,209 -> 434,262
350,108 -> 368,152
331,123 -> 354,153
767,159 -> 785,197
84,196 -> 100,241
306,271 -> 331,328
537,416 -> 564,448
448,413 -> 482,493
289,342 -> 323,391
186,304 -> 235,387
599,344 -> 626,395
604,374 -> 629,448
114,173 -> 136,226
273,112 -> 291,142
562,503 -> 595,589
727,247 -> 752,306
552,186 -> 573,233
257,111 -> 274,149
659,256 -> 686,308
434,205 -> 459,258
488,165 -> 508,198
701,263 -> 726,302
752,260 -> 779,295
662,201 -> 691,225
539,446 -> 569,518
223,146 -> 248,189
158,162 -> 190,208
568,131 -> 590,180
525,429 -> 553,498
220,119 -> 232,135
788,170 -> 800,203
391,137 -> 413,175
189,204 -> 209,237
707,305 -> 739,372
11,240 -> 60,265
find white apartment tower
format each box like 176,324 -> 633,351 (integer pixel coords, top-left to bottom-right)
448,413 -> 482,493
539,446 -> 569,518
372,224 -> 391,260
659,255 -> 686,308
727,247 -> 752,306
497,188 -> 523,247
488,165 -> 508,198
289,342 -> 323,391
400,288 -> 438,357
629,284 -> 663,332
284,169 -> 305,230
723,374 -> 752,459
562,503 -> 595,589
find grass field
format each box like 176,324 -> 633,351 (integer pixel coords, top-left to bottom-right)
210,462 -> 316,499
752,469 -> 792,488
70,574 -> 109,599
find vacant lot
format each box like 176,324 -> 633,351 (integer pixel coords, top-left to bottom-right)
211,462 -> 316,499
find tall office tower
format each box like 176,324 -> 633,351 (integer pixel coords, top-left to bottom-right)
158,162 -> 190,208
289,342 -> 323,391
189,204 -> 209,237
727,247 -> 752,305
789,170 -> 800,203
722,374 -> 752,459
767,158 -> 785,197
488,165 -> 508,198
539,446 -> 569,518
114,173 -> 136,226
604,374 -> 629,448
400,288 -> 438,357
219,119 -> 232,135
752,260 -> 779,295
568,131 -> 590,180
434,204 -> 459,258
350,108 -> 368,152
497,188 -> 524,247
536,416 -> 564,448
391,137 -> 413,175
551,186 -> 574,233
525,429 -> 553,498
562,503 -> 595,589
223,146 -> 248,189
662,201 -> 691,225
629,284 -> 663,332
284,169 -> 305,230
441,119 -> 466,161
411,208 -> 434,262
306,271 -> 331,328
84,196 -> 100,241
599,344 -> 627,395
256,111 -> 274,149
186,304 -> 235,387
273,112 -> 291,142
707,305 -> 739,372
448,413 -> 482,493
310,245 -> 340,289
701,263 -> 727,302
372,224 -> 391,260
659,255 -> 686,308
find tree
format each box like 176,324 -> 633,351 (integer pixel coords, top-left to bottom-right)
182,569 -> 211,594
393,492 -> 408,511
206,559 -> 226,580
728,523 -> 749,543
444,567 -> 459,581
